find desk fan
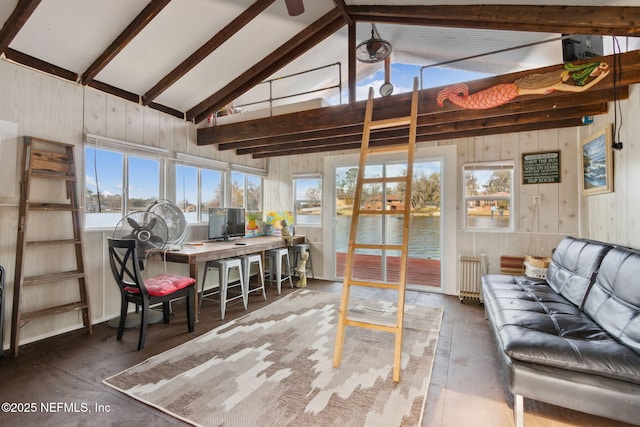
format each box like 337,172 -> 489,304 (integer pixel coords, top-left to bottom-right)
146,199 -> 187,250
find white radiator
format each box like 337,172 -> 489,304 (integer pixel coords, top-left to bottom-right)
458,254 -> 486,303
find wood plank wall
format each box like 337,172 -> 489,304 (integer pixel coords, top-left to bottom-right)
0,59 -> 265,348
1,54 -> 639,348
581,84 -> 640,246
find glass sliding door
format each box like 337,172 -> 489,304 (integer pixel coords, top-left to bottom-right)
334,159 -> 443,290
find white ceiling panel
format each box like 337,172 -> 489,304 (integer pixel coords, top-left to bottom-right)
9,0 -> 150,73
1,0 -> 637,121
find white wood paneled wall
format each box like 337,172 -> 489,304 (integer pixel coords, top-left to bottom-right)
2,53 -> 639,348
581,84 -> 640,247
0,59 -> 265,348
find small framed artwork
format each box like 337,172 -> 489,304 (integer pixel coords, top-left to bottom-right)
580,124 -> 614,196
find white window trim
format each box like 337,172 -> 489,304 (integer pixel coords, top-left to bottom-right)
462,161 -> 515,232
86,133 -> 169,155
293,173 -> 323,228
323,145 -> 457,295
83,136 -> 165,230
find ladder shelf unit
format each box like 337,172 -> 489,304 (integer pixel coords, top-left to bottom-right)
10,137 -> 92,357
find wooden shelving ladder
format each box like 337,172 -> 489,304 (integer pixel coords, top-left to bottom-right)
10,137 -> 91,357
333,77 -> 419,382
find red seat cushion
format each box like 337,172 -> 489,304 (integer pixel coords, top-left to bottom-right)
124,274 -> 195,297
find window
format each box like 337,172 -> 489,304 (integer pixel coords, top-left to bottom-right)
231,170 -> 263,212
463,162 -> 514,231
175,164 -> 223,223
85,145 -> 162,228
294,174 -> 322,226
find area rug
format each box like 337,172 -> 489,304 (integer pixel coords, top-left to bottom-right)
103,289 -> 443,426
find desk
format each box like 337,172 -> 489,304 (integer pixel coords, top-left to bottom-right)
149,235 -> 305,320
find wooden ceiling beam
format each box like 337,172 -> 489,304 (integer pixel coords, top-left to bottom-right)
236,103 -> 608,156
4,47 -> 77,81
200,49 -> 640,147
0,0 -> 41,53
218,86 -> 626,152
252,118 -> 585,158
333,0 -> 352,25
347,5 -> 640,36
142,0 -> 275,105
81,0 -> 171,85
187,9 -> 344,123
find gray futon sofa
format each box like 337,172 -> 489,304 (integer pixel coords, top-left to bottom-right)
482,236 -> 640,426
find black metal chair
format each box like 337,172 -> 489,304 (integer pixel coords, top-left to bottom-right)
107,237 -> 195,350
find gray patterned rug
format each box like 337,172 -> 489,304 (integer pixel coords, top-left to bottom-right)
103,289 -> 443,426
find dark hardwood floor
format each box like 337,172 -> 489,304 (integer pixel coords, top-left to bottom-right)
0,279 -> 633,426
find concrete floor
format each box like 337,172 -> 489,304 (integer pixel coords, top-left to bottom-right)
0,279 -> 635,426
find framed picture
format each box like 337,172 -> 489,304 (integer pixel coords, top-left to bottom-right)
580,124 -> 613,196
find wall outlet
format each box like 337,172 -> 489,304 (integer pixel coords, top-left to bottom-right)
533,195 -> 540,205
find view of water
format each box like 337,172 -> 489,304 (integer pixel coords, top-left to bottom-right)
335,215 -> 441,259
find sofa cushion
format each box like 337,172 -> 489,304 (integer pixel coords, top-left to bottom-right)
583,246 -> 640,356
483,276 -> 640,384
545,236 -> 613,307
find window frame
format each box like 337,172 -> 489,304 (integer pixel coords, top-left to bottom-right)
462,161 -> 515,232
173,153 -> 228,224
293,173 -> 322,228
229,166 -> 265,213
84,135 -> 168,229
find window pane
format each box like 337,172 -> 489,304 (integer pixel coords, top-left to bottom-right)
231,171 -> 244,208
201,168 -> 222,222
464,165 -> 512,230
246,175 -> 262,211
176,164 -> 198,223
85,147 -> 123,228
294,177 -> 321,226
128,156 -> 160,211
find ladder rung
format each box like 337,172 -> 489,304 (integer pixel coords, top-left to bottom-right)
348,279 -> 401,289
351,243 -> 404,251
23,271 -> 85,286
367,116 -> 412,130
362,176 -> 409,184
21,301 -> 88,322
28,203 -> 77,211
31,172 -> 75,181
27,239 -> 82,247
366,144 -> 410,154
344,318 -> 398,333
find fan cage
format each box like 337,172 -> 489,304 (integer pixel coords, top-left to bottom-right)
146,199 -> 187,246
113,211 -> 169,253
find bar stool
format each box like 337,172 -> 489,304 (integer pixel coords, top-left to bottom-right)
290,243 -> 314,280
200,258 -> 246,320
265,248 -> 293,295
239,253 -> 266,301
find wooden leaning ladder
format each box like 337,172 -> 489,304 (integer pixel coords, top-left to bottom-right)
10,137 -> 92,357
333,78 -> 419,382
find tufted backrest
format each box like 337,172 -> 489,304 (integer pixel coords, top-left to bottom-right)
583,247 -> 640,355
545,236 -> 613,307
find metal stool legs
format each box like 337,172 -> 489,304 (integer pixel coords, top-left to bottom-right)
240,253 -> 266,301
265,248 -> 293,295
200,258 -> 246,320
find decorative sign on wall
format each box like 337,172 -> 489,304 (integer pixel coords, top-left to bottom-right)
522,151 -> 561,184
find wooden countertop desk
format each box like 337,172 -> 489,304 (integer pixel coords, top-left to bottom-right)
149,235 -> 305,321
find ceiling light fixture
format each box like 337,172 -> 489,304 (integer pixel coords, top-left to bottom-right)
356,24 -> 392,64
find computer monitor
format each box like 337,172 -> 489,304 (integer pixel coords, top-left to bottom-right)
225,208 -> 246,239
208,208 -> 246,241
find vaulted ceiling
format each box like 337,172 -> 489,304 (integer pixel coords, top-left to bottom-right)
1,1 -> 639,158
